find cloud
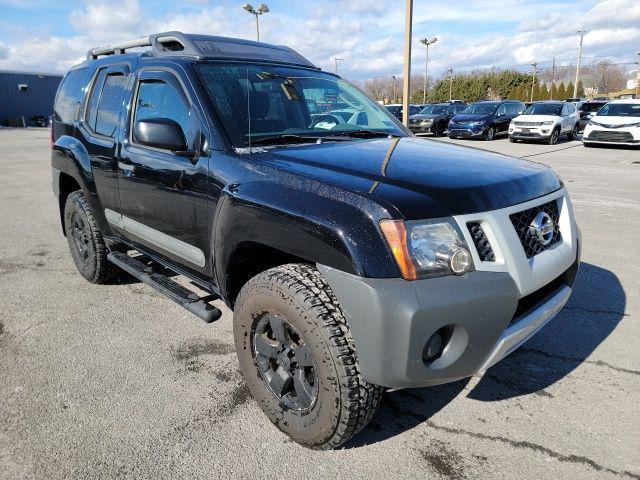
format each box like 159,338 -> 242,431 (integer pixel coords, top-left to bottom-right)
0,0 -> 636,81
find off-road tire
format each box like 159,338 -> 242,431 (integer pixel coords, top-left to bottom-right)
233,263 -> 384,449
64,190 -> 118,284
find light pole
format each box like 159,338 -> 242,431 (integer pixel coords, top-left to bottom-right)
636,52 -> 640,99
447,69 -> 453,101
420,37 -> 437,104
573,29 -> 586,98
334,57 -> 343,74
391,75 -> 397,103
243,3 -> 269,42
530,62 -> 538,102
401,0 -> 413,126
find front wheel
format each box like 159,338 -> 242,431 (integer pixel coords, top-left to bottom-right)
484,125 -> 496,141
233,264 -> 384,449
548,127 -> 560,145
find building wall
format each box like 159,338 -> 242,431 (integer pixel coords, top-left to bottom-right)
0,71 -> 62,127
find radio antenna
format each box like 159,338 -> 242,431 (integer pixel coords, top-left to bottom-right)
247,68 -> 252,154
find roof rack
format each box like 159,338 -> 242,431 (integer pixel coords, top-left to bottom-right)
86,31 -> 317,69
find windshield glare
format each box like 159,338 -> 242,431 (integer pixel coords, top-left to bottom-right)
596,103 -> 640,117
524,103 -> 563,116
419,105 -> 448,115
197,63 -> 405,147
462,103 -> 498,115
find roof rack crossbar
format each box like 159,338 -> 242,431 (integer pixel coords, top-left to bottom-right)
87,36 -> 152,59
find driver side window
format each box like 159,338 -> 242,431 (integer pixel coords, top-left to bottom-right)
496,104 -> 507,116
133,79 -> 196,147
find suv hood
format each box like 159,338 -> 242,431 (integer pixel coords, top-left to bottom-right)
514,114 -> 561,123
451,113 -> 492,123
255,137 -> 561,219
410,114 -> 440,121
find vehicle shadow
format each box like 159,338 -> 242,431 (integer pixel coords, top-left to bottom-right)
346,262 -> 626,447
467,262 -> 626,401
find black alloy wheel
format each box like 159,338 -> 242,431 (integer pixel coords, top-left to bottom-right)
253,313 -> 317,411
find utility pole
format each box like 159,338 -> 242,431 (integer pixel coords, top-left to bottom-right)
420,37 -> 437,104
550,57 -> 556,100
243,3 -> 269,41
447,69 -> 453,101
334,57 -> 342,74
391,75 -> 397,103
401,0 -> 413,126
636,52 -> 640,99
573,29 -> 586,98
530,62 -> 538,102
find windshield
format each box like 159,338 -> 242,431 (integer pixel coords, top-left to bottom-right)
523,103 -> 563,116
580,102 -> 606,113
198,63 -> 405,147
462,103 -> 498,115
596,103 -> 640,117
419,105 -> 448,115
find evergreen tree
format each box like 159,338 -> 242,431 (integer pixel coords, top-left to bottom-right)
550,83 -> 558,100
557,82 -> 567,100
577,80 -> 585,98
566,82 -> 575,99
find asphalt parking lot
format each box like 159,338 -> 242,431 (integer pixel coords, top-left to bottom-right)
1,128 -> 639,479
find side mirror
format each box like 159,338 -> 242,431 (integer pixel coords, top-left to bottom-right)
134,118 -> 187,152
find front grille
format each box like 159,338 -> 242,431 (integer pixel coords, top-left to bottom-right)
509,199 -> 561,258
586,130 -> 636,143
467,222 -> 495,261
514,121 -> 543,127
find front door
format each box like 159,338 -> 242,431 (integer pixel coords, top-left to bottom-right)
114,69 -> 211,277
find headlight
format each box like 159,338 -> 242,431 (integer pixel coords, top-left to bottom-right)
380,218 -> 474,280
468,121 -> 485,126
421,119 -> 433,125
542,121 -> 554,126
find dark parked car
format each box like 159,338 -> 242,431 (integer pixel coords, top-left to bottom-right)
449,100 -> 525,140
51,32 -> 580,450
384,103 -> 422,120
577,100 -> 608,131
408,102 -> 467,136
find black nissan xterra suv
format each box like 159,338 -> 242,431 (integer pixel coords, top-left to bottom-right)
52,32 -> 581,449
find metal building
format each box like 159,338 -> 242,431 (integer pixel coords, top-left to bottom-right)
0,70 -> 62,127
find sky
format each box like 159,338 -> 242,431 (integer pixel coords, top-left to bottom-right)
0,0 -> 638,80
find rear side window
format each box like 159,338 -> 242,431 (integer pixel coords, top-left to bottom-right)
95,74 -> 128,137
54,69 -> 88,124
85,69 -> 129,137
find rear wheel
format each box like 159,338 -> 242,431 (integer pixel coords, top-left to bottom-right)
432,122 -> 446,137
484,125 -> 496,141
64,190 -> 118,284
233,263 -> 384,449
567,124 -> 579,141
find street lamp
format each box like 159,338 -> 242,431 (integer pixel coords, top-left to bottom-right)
419,37 -> 437,104
573,29 -> 586,98
334,57 -> 343,74
243,3 -> 269,42
447,68 -> 453,101
391,75 -> 398,103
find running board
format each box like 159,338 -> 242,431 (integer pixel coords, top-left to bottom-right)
107,252 -> 222,323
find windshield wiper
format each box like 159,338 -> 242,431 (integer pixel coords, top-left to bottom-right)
327,129 -> 402,139
247,134 -> 323,147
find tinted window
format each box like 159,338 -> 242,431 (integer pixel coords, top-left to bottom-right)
133,79 -> 196,146
597,103 -> 640,117
524,103 -> 563,116
85,69 -> 107,131
505,104 -> 518,115
54,69 -> 87,124
496,104 -> 507,115
95,73 -> 128,137
462,103 -> 499,115
580,102 -> 606,113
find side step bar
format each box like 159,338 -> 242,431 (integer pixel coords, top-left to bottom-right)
107,252 -> 222,323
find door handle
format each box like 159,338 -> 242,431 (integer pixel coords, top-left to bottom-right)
118,161 -> 134,172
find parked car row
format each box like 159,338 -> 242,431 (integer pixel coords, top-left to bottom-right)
408,97 -> 639,148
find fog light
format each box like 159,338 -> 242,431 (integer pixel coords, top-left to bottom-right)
422,331 -> 444,363
449,248 -> 471,275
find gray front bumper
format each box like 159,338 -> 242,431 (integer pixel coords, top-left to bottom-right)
318,258 -> 577,389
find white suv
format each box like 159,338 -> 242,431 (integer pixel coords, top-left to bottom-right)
582,99 -> 640,147
509,101 -> 580,145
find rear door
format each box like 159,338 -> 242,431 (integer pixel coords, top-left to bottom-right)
115,68 -> 211,276
77,64 -> 131,220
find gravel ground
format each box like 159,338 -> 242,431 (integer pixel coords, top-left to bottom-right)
1,128 -> 639,479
